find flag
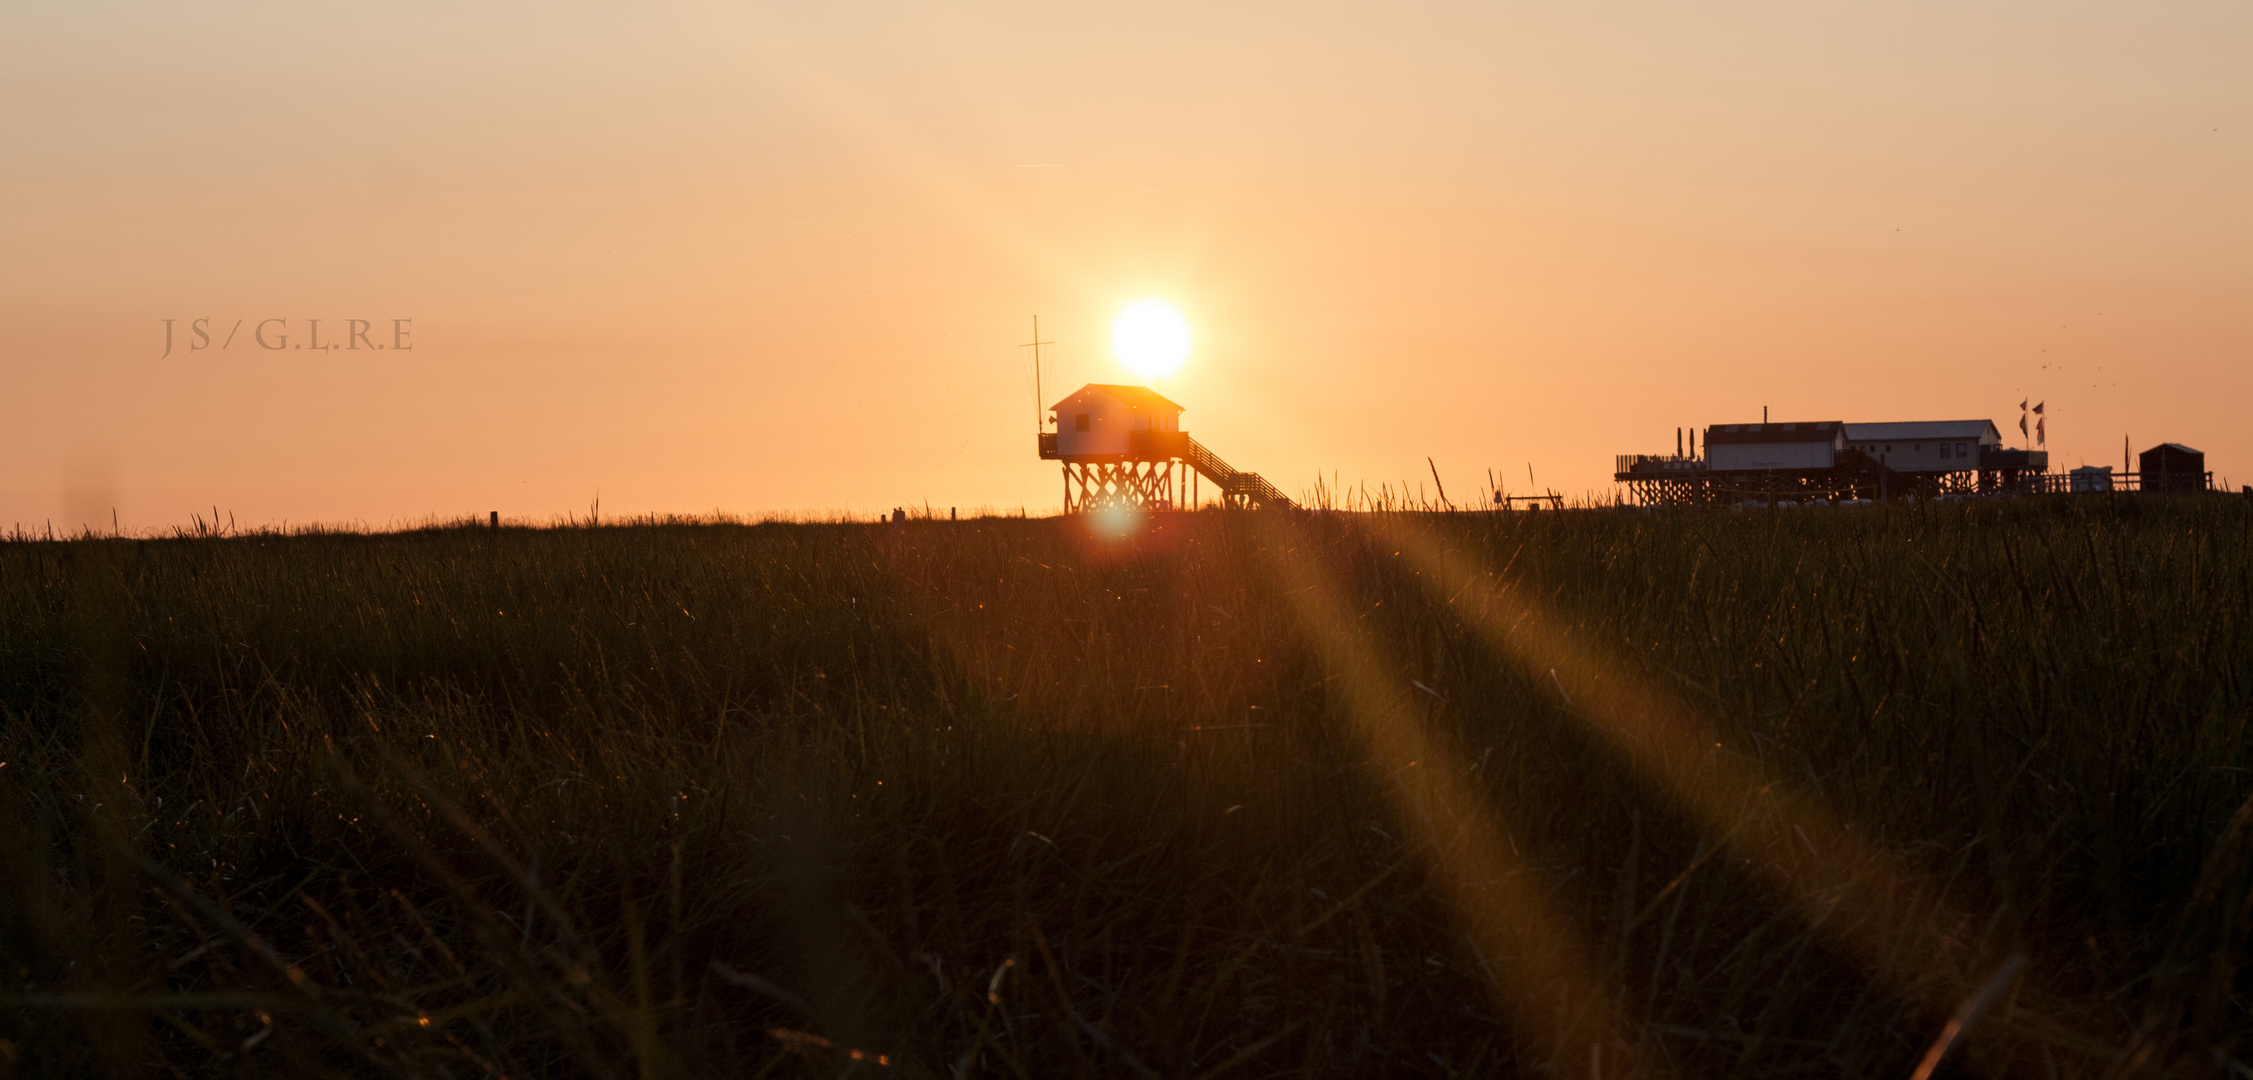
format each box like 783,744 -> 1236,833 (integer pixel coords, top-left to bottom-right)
2020,414 -> 2029,436
2020,398 -> 2028,412
2033,401 -> 2045,415
2037,417 -> 2046,445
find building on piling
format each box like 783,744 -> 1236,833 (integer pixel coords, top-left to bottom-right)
1037,384 -> 1292,512
1615,418 -> 2052,504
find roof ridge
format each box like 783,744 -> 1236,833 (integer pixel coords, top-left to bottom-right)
1052,382 -> 1186,411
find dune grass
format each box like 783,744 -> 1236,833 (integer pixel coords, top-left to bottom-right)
0,495 -> 2248,1077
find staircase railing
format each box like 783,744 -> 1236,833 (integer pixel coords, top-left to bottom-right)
1180,435 -> 1293,509
1111,429 -> 1292,509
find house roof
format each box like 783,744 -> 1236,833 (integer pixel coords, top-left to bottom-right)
1051,383 -> 1185,413
1842,420 -> 2000,442
1703,421 -> 1844,445
2145,442 -> 2203,455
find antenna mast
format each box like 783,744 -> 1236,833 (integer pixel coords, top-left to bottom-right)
1023,316 -> 1054,433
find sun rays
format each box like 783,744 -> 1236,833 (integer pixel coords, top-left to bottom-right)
1250,516 -> 1662,1076
870,507 -> 2096,1071
1364,518 -> 1995,989
1246,508 -> 2064,1071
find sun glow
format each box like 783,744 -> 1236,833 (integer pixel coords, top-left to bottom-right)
1110,300 -> 1191,379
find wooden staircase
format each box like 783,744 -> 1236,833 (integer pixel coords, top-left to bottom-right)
1122,431 -> 1291,509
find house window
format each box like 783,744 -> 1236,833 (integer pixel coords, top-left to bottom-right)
1074,413 -> 1089,432
1941,444 -> 1951,459
1957,442 -> 1969,458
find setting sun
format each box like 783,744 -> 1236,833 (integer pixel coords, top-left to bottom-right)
1110,300 -> 1191,379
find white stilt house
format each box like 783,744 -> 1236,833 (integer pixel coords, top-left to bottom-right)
1049,384 -> 1184,459
1037,384 -> 1290,512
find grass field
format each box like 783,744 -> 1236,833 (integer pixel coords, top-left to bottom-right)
1,497 -> 2249,1078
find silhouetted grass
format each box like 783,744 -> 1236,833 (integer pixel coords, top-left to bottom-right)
0,496 -> 2247,1077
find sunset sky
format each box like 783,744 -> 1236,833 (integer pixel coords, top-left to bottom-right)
5,0 -> 2247,528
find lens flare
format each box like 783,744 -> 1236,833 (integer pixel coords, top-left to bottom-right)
1088,503 -> 1141,540
1370,517 -> 2008,1013
1110,300 -> 1190,378
1254,516 -> 1652,1071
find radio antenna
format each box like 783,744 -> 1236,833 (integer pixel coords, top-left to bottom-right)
1022,316 -> 1054,432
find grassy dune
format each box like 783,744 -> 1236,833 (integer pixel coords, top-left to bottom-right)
1,497 -> 2249,1077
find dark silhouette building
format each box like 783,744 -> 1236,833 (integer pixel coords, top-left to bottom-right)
2138,443 -> 2206,493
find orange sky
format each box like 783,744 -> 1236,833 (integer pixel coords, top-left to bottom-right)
5,0 -> 2247,528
